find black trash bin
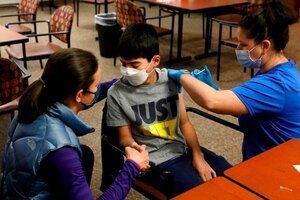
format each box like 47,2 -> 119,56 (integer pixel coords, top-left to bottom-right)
95,12 -> 121,58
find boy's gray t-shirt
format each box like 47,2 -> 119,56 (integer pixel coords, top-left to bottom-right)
107,68 -> 187,165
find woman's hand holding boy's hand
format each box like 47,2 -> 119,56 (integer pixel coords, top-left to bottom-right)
126,144 -> 150,171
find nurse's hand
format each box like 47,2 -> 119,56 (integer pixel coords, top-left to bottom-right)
191,65 -> 219,90
167,69 -> 189,83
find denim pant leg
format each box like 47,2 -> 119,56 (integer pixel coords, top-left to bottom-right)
156,148 -> 232,197
157,152 -> 202,197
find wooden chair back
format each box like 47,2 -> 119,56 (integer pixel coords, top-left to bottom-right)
115,0 -> 144,29
50,5 -> 74,44
18,0 -> 39,21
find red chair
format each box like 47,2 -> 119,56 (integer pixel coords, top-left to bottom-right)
0,58 -> 30,119
0,0 -> 39,40
5,5 -> 74,69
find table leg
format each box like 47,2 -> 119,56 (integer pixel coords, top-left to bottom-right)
166,12 -> 191,66
21,42 -> 27,70
194,13 -> 217,60
76,0 -> 80,26
104,0 -> 108,13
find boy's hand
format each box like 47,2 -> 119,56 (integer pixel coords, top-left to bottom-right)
125,146 -> 150,171
191,65 -> 219,90
129,142 -> 145,152
167,69 -> 189,83
193,156 -> 216,182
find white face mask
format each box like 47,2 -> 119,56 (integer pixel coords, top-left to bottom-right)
120,61 -> 153,86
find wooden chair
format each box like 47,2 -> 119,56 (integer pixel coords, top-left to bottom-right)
0,0 -> 39,40
0,58 -> 31,120
5,5 -> 74,69
212,0 -> 265,81
76,0 -> 115,26
114,0 -> 175,67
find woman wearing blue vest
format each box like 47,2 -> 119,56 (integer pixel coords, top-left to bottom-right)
168,0 -> 300,160
1,48 -> 149,199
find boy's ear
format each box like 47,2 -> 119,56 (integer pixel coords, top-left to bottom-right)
152,55 -> 161,67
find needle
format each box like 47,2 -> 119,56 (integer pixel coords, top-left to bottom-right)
194,68 -> 205,75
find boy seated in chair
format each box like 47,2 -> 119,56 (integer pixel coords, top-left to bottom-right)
106,23 -> 232,198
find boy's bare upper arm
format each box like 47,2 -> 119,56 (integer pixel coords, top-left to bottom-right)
178,93 -> 189,126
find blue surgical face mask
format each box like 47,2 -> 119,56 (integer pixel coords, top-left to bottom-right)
235,46 -> 262,69
80,86 -> 101,109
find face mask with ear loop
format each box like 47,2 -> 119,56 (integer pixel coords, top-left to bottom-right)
120,60 -> 155,86
235,46 -> 263,69
80,86 -> 101,110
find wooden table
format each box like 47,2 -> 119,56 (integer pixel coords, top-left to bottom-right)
225,139 -> 300,200
0,25 -> 28,69
135,0 -> 249,64
171,177 -> 264,200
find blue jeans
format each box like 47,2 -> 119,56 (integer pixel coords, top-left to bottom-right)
142,148 -> 232,198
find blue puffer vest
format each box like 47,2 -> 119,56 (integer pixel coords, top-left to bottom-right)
2,102 -> 95,199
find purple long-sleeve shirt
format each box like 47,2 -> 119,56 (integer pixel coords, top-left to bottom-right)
43,147 -> 140,200
97,79 -> 118,102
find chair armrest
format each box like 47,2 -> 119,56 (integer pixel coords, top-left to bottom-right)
11,58 -> 31,79
102,134 -> 125,155
186,107 -> 242,132
0,97 -> 19,114
5,20 -> 49,27
26,31 -> 70,38
0,12 -> 34,18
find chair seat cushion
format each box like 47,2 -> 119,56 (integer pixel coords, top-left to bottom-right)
154,26 -> 172,36
8,24 -> 32,34
6,42 -> 63,60
221,37 -> 238,47
213,14 -> 242,26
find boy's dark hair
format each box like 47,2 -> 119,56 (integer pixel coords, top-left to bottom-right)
117,23 -> 159,62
